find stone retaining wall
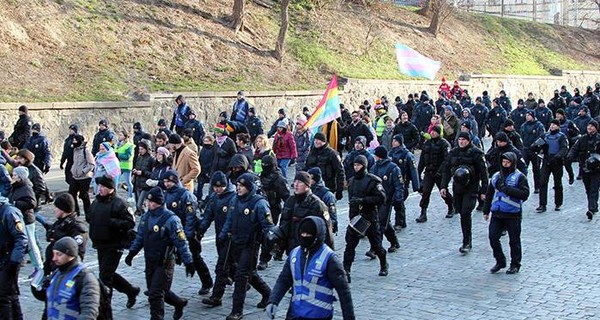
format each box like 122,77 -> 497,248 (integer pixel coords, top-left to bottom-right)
0,70 -> 597,164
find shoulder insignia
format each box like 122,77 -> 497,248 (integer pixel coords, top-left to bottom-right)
377,184 -> 384,192
187,205 -> 194,213
177,229 -> 186,240
15,221 -> 24,233
266,211 -> 273,224
383,175 -> 388,181
171,202 -> 178,208
74,235 -> 84,245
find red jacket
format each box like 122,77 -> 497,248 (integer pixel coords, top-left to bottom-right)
273,131 -> 297,160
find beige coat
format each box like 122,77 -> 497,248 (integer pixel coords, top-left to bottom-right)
173,145 -> 200,192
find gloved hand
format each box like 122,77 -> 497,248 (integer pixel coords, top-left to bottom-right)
496,177 -> 507,193
185,263 -> 196,278
349,197 -> 363,206
125,253 -> 135,266
218,232 -> 231,242
335,190 -> 343,201
43,165 -> 50,174
146,179 -> 159,187
332,221 -> 338,234
59,163 -> 64,170
264,304 -> 277,319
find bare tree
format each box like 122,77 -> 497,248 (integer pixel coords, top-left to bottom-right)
428,0 -> 456,36
274,0 -> 291,62
232,0 -> 245,32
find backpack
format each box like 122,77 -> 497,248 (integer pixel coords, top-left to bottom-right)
96,277 -> 113,320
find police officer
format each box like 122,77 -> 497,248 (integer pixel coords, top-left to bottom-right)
199,172 -> 237,308
308,167 -> 338,235
8,105 -> 32,149
555,108 -> 579,184
170,95 -> 192,135
245,107 -> 264,144
534,99 -> 554,130
0,197 -> 27,318
498,90 -> 512,113
393,111 -> 420,151
257,155 -> 290,269
125,187 -> 195,320
370,146 -> 402,254
520,111 -> 545,193
501,119 -> 524,150
265,216 -> 355,320
485,132 -> 527,177
91,119 -> 115,157
471,97 -> 489,139
411,98 -> 435,134
417,125 -> 454,222
440,132 -> 488,254
537,120 -> 568,212
389,134 -> 419,230
343,155 -> 388,281
218,173 -> 273,320
303,133 -> 345,200
280,171 -> 333,253
161,170 -> 213,295
60,124 -> 79,186
343,136 -> 375,182
509,99 -> 528,131
487,98 -> 508,139
567,120 -> 600,220
86,175 -> 139,308
483,152 -> 530,274
24,123 -> 52,174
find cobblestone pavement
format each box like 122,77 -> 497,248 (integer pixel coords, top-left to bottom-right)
17,148 -> 600,320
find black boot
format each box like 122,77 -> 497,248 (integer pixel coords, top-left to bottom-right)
201,296 -> 222,307
126,286 -> 140,309
197,262 -> 214,295
364,250 -> 376,259
535,205 -> 546,213
173,299 -> 187,320
445,207 -> 454,218
226,313 -> 244,320
344,264 -> 352,283
394,203 -> 407,230
415,208 -> 427,223
378,252 -> 388,276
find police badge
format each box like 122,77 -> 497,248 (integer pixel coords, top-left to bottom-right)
153,225 -> 159,232
244,208 -> 250,215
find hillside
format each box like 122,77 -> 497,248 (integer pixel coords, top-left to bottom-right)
0,0 -> 599,102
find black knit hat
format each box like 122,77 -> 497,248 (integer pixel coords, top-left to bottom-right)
504,119 -> 514,128
314,132 -> 327,142
168,134 -> 183,144
392,134 -> 404,144
294,171 -> 312,186
431,125 -> 442,135
589,120 -> 599,131
495,132 -> 509,142
53,237 -> 78,257
236,173 -> 255,191
354,155 -> 368,167
133,122 -> 142,130
18,105 -> 28,113
54,193 -> 75,213
95,175 -> 115,189
99,119 -> 108,126
307,167 -> 322,183
32,123 -> 41,131
146,187 -> 164,204
556,109 -> 566,116
210,171 -> 228,187
157,119 -> 167,127
162,169 -> 179,183
457,131 -> 471,141
374,146 -> 388,159
69,124 -> 79,132
550,119 -> 560,126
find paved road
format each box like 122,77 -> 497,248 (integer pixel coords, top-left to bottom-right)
17,151 -> 600,320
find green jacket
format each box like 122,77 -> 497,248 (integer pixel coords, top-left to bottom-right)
115,141 -> 134,171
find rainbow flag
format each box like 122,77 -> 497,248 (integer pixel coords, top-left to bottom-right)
395,43 -> 441,80
305,75 -> 341,130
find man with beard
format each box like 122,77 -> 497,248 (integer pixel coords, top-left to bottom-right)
440,132 -> 488,254
344,111 -> 373,150
303,133 -> 345,201
393,111 -> 420,151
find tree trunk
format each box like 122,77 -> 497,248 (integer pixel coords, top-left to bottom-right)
428,6 -> 441,36
232,0 -> 245,32
274,0 -> 290,62
419,0 -> 432,17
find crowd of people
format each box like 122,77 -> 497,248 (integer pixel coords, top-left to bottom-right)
0,82 -> 599,320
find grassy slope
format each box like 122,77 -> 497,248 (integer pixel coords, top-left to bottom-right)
0,0 -> 597,102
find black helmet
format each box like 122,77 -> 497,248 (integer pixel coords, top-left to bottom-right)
585,153 -> 600,173
453,166 -> 471,186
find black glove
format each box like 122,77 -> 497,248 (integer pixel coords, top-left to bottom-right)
185,263 -> 196,278
43,165 -> 50,174
349,197 -> 363,206
59,163 -> 64,170
218,232 -> 230,242
125,253 -> 135,266
332,221 -> 338,234
496,177 -> 507,193
335,190 -> 343,201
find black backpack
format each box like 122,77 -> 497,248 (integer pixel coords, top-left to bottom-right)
75,268 -> 113,320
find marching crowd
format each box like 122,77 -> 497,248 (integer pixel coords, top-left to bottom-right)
0,81 -> 599,320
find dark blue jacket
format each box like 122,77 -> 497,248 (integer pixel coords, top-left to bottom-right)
566,103 -> 580,121
164,185 -> 200,239
411,102 -> 435,132
0,200 -> 28,265
471,103 -> 489,130
184,119 -> 206,147
310,181 -> 338,233
24,133 -> 52,171
91,129 -> 115,156
509,106 -> 528,131
370,158 -> 404,204
343,149 -> 374,181
220,184 -> 273,245
0,165 -> 11,197
198,184 -> 236,237
498,96 -> 512,113
245,115 -> 264,142
129,206 -> 193,265
534,106 -> 553,129
389,146 -> 420,192
520,120 -> 545,149
574,114 -> 592,135
487,106 -> 508,134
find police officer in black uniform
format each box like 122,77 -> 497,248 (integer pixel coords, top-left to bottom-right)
303,133 -> 346,200
200,171 -> 237,308
487,98 -> 508,139
440,132 -> 488,254
567,120 -> 600,220
218,173 -> 273,320
0,198 -> 28,318
91,119 -> 115,156
161,169 -> 213,295
343,155 -> 388,282
520,111 -> 545,193
60,124 -> 79,186
280,171 -> 333,253
389,134 -> 419,229
125,187 -> 195,320
417,125 -> 454,222
537,120 -> 568,212
485,132 -> 527,177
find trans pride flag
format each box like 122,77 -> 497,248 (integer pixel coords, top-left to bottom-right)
395,43 -> 441,80
305,75 -> 341,130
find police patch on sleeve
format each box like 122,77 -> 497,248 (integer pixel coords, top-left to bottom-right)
74,235 -> 84,245
177,229 -> 186,240
187,205 -> 194,213
15,221 -> 24,232
377,184 -> 384,192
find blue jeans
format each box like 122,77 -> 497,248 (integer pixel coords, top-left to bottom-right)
117,170 -> 134,198
277,159 -> 291,178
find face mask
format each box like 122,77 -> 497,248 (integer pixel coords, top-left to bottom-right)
299,234 -> 316,249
